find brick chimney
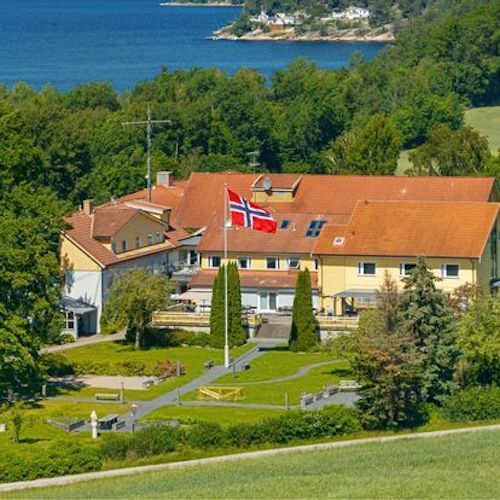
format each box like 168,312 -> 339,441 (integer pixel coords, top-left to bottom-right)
156,171 -> 173,187
83,199 -> 94,216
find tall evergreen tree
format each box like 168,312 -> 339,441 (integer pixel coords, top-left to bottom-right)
209,265 -> 225,348
227,262 -> 245,347
397,256 -> 459,401
289,268 -> 317,352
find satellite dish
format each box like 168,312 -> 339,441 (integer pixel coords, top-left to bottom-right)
262,176 -> 272,191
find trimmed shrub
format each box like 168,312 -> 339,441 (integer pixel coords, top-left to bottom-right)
187,421 -> 225,449
100,432 -> 133,460
441,386 -> 500,422
225,423 -> 267,448
131,425 -> 178,457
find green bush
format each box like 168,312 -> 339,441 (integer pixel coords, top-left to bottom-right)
131,425 -> 178,457
225,423 -> 267,448
42,353 -> 74,376
139,328 -> 211,348
441,386 -> 500,422
0,441 -> 102,483
71,359 -> 148,376
100,432 -> 133,460
187,421 -> 225,449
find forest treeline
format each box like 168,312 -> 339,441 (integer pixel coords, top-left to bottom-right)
0,0 -> 498,208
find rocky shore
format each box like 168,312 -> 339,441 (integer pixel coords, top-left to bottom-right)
212,26 -> 395,42
160,1 -> 238,7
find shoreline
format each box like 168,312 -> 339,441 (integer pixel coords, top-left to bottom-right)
212,29 -> 395,43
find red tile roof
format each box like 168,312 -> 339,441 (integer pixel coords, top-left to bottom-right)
91,207 -> 138,238
198,211 -> 348,254
190,269 -> 318,290
314,201 -> 499,259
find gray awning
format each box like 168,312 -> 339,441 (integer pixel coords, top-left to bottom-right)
60,296 -> 96,315
333,289 -> 377,299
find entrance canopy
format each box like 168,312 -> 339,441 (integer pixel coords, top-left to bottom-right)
60,296 -> 96,314
178,290 -> 212,302
332,289 -> 377,299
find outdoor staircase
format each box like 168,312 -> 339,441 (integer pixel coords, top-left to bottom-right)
253,315 -> 291,341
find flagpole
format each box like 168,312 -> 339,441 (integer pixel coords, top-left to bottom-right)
223,184 -> 230,368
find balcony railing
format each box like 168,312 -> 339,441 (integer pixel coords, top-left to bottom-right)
169,262 -> 200,282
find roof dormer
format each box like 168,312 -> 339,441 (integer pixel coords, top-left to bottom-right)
251,174 -> 302,203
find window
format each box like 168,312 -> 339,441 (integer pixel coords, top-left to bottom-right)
208,255 -> 221,268
305,220 -> 326,238
237,256 -> 251,269
279,220 -> 290,230
333,236 -> 345,246
121,240 -> 128,252
399,263 -> 416,276
156,231 -> 164,243
266,257 -> 279,270
66,312 -> 75,330
287,257 -> 300,270
147,233 -> 153,246
314,258 -> 319,271
135,236 -> 141,248
442,264 -> 459,278
358,262 -> 376,276
111,242 -> 117,253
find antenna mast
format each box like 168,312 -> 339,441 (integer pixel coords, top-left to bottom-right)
122,107 -> 171,201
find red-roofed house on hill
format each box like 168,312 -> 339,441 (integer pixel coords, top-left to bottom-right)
60,171 -> 499,337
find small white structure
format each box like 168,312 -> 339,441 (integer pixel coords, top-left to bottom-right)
331,6 -> 370,21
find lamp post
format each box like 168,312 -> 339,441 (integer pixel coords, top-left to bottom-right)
130,403 -> 138,433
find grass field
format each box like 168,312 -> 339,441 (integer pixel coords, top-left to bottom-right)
56,342 -> 254,401
142,405 -> 285,425
14,430 -> 500,499
397,105 -> 500,173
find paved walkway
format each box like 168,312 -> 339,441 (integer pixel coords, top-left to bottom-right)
41,331 -> 126,354
3,424 -> 499,492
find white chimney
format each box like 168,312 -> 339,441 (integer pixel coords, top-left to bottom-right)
83,199 -> 94,216
156,171 -> 173,187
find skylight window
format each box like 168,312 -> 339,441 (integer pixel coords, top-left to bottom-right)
305,220 -> 326,238
279,219 -> 290,230
333,237 -> 345,246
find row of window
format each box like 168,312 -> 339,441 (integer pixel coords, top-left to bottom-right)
358,262 -> 460,278
111,232 -> 164,253
207,256 -> 317,271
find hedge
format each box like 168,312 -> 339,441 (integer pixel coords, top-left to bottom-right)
441,386 -> 500,422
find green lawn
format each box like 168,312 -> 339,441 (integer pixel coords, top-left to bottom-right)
183,360 -> 352,406
142,405 -> 285,425
54,342 -> 253,401
465,105 -> 500,151
15,430 -> 500,499
216,348 -> 339,384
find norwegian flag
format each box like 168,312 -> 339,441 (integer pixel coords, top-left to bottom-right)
227,189 -> 277,234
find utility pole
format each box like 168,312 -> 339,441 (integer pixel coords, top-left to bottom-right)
122,107 -> 171,202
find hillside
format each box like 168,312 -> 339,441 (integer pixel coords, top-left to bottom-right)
13,429 -> 500,498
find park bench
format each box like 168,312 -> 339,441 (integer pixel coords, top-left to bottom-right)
338,380 -> 361,391
112,420 -> 126,431
98,414 -> 119,430
142,378 -> 156,388
95,392 -> 120,401
204,360 -> 214,370
300,392 -> 315,408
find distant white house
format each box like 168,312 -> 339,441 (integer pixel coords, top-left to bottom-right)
330,6 -> 370,21
250,10 -> 300,28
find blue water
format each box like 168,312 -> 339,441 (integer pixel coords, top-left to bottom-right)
1,0 -> 385,91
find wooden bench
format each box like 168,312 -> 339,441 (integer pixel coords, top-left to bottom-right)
338,380 -> 361,391
95,393 -> 120,401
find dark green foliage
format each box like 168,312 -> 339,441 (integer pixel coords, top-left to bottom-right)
210,263 -> 245,348
0,441 -> 102,482
290,268 -> 317,351
186,421 -> 225,448
397,257 -> 459,401
41,353 -> 75,376
441,386 -> 500,422
209,265 -> 225,348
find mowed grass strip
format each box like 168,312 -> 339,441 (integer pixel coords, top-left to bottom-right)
183,361 -> 352,406
13,430 -> 500,499
142,405 -> 285,425
56,342 -> 254,401
465,105 -> 500,151
216,349 -> 339,384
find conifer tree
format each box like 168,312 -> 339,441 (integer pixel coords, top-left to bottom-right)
289,268 -> 317,351
397,256 -> 459,401
209,265 -> 225,348
228,262 -> 245,346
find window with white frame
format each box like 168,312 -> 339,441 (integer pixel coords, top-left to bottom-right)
399,263 -> 416,276
266,257 -> 279,270
237,256 -> 251,269
147,233 -> 153,246
111,242 -> 117,253
65,311 -> 75,330
135,236 -> 141,248
358,262 -> 376,276
442,264 -> 459,278
287,257 -> 301,270
121,240 -> 128,252
156,231 -> 164,243
208,255 -> 221,268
